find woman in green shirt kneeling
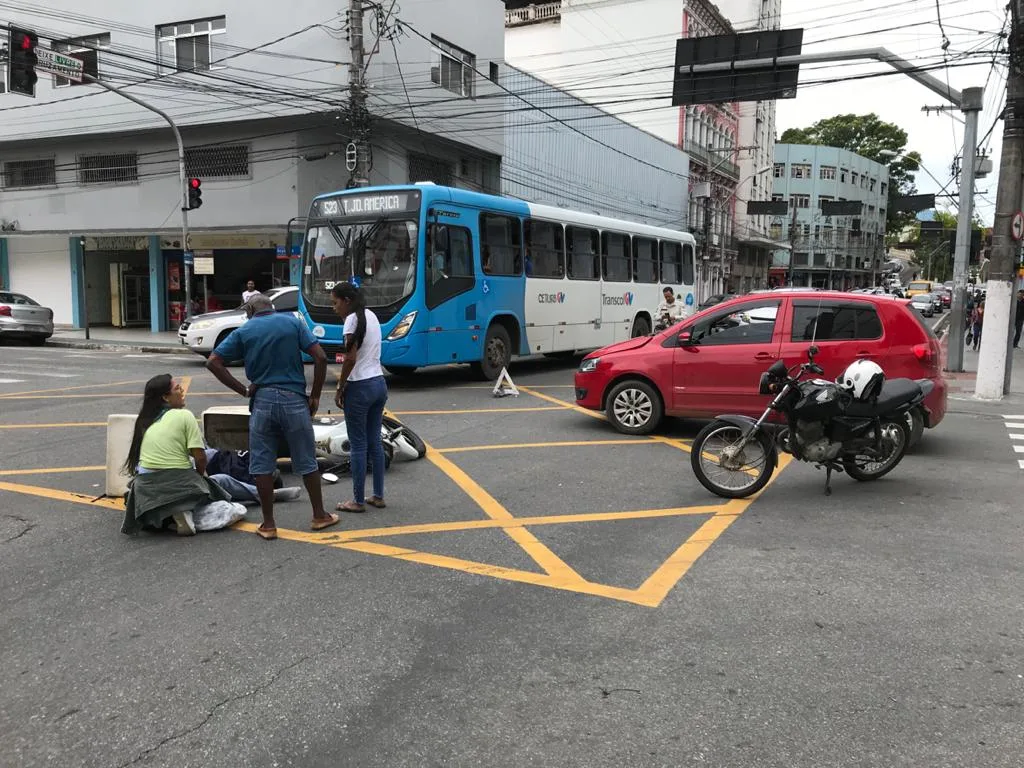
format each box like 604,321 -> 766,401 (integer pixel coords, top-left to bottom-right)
121,374 -> 243,536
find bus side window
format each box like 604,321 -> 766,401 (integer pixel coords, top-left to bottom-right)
681,244 -> 695,286
633,237 -> 658,283
524,220 -> 565,278
567,226 -> 599,280
425,224 -> 475,309
660,241 -> 682,284
480,213 -> 522,276
602,232 -> 631,282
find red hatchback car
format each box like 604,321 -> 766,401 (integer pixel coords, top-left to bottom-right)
574,291 -> 946,443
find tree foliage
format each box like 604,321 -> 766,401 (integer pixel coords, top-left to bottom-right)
779,113 -> 921,237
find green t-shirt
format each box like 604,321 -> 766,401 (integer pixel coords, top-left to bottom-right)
138,408 -> 205,470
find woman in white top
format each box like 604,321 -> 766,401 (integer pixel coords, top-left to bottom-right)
331,282 -> 388,513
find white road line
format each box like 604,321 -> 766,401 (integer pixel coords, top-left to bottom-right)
1004,423 -> 1024,430
1004,415 -> 1024,419
1019,460 -> 1024,469
1014,445 -> 1024,454
1009,434 -> 1024,441
0,378 -> 25,384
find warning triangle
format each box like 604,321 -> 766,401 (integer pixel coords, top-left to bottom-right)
492,366 -> 519,398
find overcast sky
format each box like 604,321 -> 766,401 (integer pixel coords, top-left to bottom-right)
776,0 -> 1007,225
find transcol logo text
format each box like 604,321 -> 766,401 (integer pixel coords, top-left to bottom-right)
538,292 -> 566,304
602,292 -> 634,306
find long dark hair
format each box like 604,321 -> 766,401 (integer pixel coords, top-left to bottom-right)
122,374 -> 173,476
333,282 -> 367,353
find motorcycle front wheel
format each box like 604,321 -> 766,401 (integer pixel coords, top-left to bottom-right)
841,418 -> 908,481
690,420 -> 777,499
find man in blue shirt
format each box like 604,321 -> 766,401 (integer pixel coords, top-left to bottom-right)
207,294 -> 338,538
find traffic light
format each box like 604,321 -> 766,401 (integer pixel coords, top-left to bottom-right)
187,177 -> 202,210
7,26 -> 39,97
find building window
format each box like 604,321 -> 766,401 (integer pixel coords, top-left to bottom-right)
792,194 -> 810,208
0,65 -> 5,93
851,172 -> 859,186
769,223 -> 782,239
157,16 -> 226,73
869,178 -> 876,191
184,144 -> 249,178
408,153 -> 454,185
773,163 -> 785,178
791,163 -> 811,179
771,193 -> 784,202
489,62 -> 499,82
819,195 -> 834,205
78,152 -> 139,185
430,35 -> 475,97
3,158 -> 57,188
52,34 -> 109,87
840,168 -> 849,183
820,165 -> 836,180
880,182 -> 887,195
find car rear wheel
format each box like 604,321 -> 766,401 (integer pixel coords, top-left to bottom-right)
904,406 -> 925,451
605,379 -> 663,435
29,335 -> 47,346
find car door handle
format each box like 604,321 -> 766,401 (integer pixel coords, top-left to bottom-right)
754,352 -> 775,360
855,350 -> 872,357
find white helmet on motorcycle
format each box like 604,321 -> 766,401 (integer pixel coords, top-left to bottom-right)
837,359 -> 885,401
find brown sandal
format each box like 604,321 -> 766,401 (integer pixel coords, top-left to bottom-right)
311,512 -> 341,530
336,501 -> 366,514
256,527 -> 278,540
366,497 -> 386,509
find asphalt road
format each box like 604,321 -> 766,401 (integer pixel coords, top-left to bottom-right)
1,343 -> 1023,767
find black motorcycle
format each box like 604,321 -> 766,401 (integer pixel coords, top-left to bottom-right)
689,346 -> 933,498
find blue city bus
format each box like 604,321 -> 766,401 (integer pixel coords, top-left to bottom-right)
298,183 -> 697,379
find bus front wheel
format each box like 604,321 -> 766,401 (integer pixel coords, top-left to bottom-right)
385,365 -> 417,378
471,324 -> 512,381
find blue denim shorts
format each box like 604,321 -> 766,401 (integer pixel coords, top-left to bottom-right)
249,387 -> 318,477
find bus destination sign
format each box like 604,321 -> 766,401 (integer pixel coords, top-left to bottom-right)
316,190 -> 420,218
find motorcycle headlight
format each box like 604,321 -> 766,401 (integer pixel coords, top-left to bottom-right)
189,320 -> 215,331
579,357 -> 600,373
387,310 -> 417,341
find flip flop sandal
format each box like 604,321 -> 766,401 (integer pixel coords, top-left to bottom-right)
366,497 -> 386,509
256,527 -> 278,540
312,512 -> 342,530
336,501 -> 366,514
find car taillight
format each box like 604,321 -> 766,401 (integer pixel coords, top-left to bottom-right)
912,343 -> 933,364
0,305 -> 11,316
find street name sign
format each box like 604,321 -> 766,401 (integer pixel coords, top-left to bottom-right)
35,49 -> 84,82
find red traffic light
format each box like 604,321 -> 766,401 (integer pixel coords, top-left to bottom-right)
18,33 -> 33,51
189,178 -> 201,189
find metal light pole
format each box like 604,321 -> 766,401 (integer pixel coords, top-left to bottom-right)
82,74 -> 192,322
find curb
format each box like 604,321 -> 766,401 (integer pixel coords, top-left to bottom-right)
46,338 -> 193,355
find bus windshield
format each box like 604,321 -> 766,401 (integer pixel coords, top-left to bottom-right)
302,219 -> 418,309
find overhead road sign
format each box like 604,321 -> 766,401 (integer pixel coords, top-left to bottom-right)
35,48 -> 84,82
672,29 -> 804,106
746,200 -> 789,216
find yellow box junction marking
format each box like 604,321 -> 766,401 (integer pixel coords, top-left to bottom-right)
0,395 -> 785,607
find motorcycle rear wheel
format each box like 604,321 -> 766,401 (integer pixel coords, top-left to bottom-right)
690,420 -> 777,499
842,418 -> 908,481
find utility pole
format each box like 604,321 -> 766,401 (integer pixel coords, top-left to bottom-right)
946,86 -> 984,372
785,203 -> 798,286
977,0 -> 1024,398
348,0 -> 371,187
703,196 -> 713,293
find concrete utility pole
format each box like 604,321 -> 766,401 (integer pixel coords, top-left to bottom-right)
703,196 -> 713,293
977,0 -> 1024,398
348,0 -> 371,187
785,203 -> 799,286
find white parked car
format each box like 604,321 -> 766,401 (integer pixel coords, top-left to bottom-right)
178,286 -> 300,357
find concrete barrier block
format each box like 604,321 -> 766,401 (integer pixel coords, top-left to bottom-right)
105,414 -> 137,498
202,406 -> 251,452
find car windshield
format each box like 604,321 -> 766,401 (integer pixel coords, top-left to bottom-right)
302,218 -> 417,309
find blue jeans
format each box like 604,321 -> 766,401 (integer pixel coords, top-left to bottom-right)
343,376 -> 388,503
249,387 -> 318,477
208,474 -> 259,503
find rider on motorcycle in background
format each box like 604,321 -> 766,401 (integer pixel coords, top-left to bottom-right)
655,286 -> 686,331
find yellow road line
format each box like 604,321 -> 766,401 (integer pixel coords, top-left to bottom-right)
518,385 -> 605,420
0,465 -> 105,476
436,438 -> 655,454
424,445 -> 583,582
0,422 -> 106,429
0,481 -> 125,511
391,406 -> 569,415
0,378 -> 146,398
311,503 -> 723,542
0,394 -> 148,400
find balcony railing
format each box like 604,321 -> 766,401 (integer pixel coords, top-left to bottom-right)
683,138 -> 740,181
506,2 -> 562,26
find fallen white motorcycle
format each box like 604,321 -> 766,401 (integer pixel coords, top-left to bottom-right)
313,413 -> 427,483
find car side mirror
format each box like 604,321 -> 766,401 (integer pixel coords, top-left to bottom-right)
677,329 -> 694,346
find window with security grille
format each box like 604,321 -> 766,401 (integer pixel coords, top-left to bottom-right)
3,159 -> 56,188
157,16 -> 226,72
78,152 -> 139,185
52,34 -> 109,87
430,35 -> 475,97
185,145 -> 250,178
408,153 -> 453,186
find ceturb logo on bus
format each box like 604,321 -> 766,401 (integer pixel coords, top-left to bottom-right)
602,292 -> 634,306
538,292 -> 566,304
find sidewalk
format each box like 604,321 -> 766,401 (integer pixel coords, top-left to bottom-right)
48,327 -> 191,355
938,323 -> 1024,404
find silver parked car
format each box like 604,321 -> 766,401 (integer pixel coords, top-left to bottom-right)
909,293 -> 935,317
0,290 -> 54,345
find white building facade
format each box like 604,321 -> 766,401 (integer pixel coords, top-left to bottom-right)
0,1 -> 505,330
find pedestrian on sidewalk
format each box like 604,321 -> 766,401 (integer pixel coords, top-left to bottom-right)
207,294 -> 338,539
1014,289 -> 1024,349
331,282 -> 388,514
970,299 -> 985,352
241,280 -> 259,304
